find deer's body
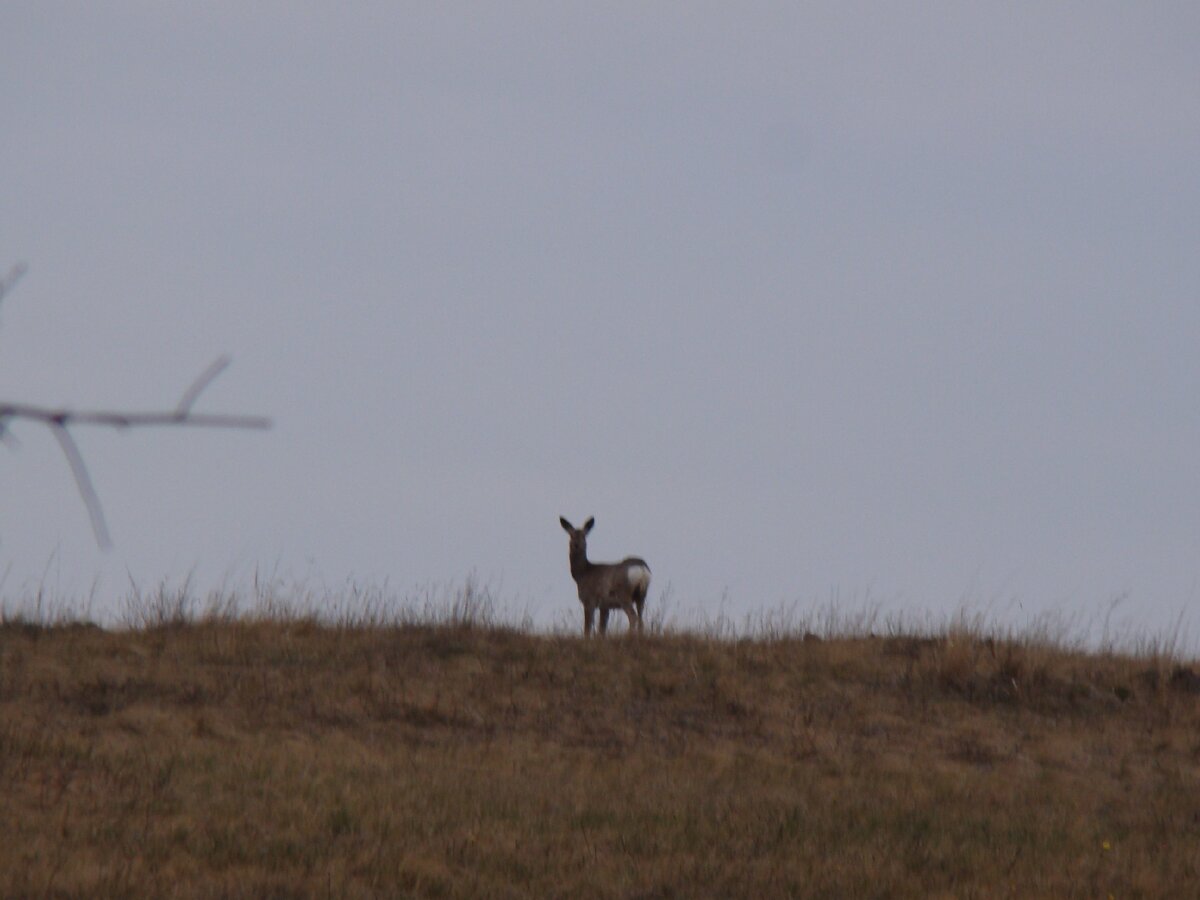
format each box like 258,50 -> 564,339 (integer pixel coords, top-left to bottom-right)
560,516 -> 650,636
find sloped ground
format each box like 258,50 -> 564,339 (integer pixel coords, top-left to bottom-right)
2,618 -> 1199,897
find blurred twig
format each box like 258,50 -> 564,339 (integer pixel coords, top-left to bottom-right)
0,264 -> 271,548
48,421 -> 112,548
0,262 -> 28,307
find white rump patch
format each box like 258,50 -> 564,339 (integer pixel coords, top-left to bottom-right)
626,565 -> 651,590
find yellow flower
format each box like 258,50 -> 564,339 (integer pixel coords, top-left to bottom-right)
1102,840 -> 1112,851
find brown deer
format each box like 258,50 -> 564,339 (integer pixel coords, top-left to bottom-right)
559,516 -> 651,636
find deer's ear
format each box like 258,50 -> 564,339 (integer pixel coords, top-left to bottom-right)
559,517 -> 574,532
582,517 -> 595,533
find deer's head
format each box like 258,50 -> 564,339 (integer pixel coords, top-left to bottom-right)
559,516 -> 595,559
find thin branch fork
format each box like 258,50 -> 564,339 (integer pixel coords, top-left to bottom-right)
1,354 -> 271,549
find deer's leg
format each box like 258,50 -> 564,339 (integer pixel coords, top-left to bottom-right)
623,601 -> 642,635
583,604 -> 595,637
599,607 -> 610,634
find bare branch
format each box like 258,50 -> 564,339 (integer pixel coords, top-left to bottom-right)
0,262 -> 27,307
176,354 -> 231,415
1,356 -> 270,548
48,422 -> 112,549
0,403 -> 271,430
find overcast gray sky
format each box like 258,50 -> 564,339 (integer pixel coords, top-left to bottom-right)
3,4 -> 1199,639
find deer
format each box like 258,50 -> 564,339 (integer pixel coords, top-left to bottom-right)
559,516 -> 651,636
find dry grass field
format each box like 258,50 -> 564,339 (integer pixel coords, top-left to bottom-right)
3,588 -> 1200,898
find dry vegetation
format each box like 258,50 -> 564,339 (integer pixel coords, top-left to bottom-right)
3,589 -> 1200,898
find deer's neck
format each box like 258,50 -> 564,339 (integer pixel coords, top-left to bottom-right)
569,548 -> 592,580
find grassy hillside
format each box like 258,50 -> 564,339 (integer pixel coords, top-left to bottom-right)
3,607 -> 1200,897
